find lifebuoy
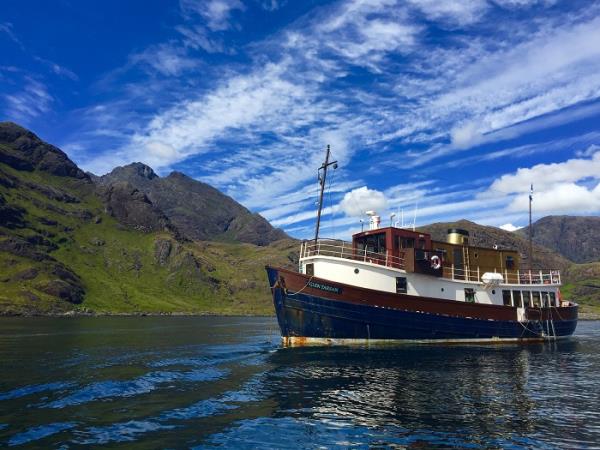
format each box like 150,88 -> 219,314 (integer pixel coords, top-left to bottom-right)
430,255 -> 441,270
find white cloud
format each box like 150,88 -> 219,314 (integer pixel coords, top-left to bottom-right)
0,22 -> 23,48
488,151 -> 600,194
409,0 -> 489,26
492,0 -> 557,8
33,56 -> 78,81
3,78 -> 53,122
450,122 -> 483,148
576,144 -> 600,158
130,44 -> 198,76
339,187 -> 388,217
180,0 -> 245,31
508,182 -> 600,213
176,25 -> 226,53
499,223 -> 520,231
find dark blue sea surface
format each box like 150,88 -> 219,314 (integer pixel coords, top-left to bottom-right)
0,317 -> 599,449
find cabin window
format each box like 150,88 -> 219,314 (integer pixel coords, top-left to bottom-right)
549,292 -> 557,307
522,291 -> 532,307
512,290 -> 523,308
502,290 -> 512,306
396,277 -> 407,294
506,256 -> 515,270
465,288 -> 476,303
532,291 -> 541,307
355,233 -> 386,254
400,237 -> 415,249
305,263 -> 314,276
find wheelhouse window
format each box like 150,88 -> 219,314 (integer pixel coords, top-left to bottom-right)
465,288 -> 476,303
522,291 -> 532,307
512,290 -> 523,308
400,237 -> 415,249
506,256 -> 515,270
396,277 -> 407,294
355,233 -> 386,254
502,290 -> 512,306
532,291 -> 541,307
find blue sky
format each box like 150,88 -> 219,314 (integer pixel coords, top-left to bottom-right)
2,0 -> 600,239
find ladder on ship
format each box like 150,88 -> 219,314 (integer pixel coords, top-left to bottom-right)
531,308 -> 557,341
462,245 -> 471,281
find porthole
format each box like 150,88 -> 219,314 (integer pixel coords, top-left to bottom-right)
492,289 -> 496,295
354,268 -> 359,274
441,288 -> 444,292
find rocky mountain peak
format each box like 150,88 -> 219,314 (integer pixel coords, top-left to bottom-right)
98,162 -> 157,184
0,121 -> 88,180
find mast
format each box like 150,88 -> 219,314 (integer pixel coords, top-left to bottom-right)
529,184 -> 533,270
314,145 -> 337,242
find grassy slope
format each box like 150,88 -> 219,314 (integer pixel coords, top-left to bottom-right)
561,262 -> 600,318
0,159 -> 297,315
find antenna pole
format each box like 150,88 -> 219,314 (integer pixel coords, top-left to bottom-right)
314,145 -> 337,243
529,184 -> 533,270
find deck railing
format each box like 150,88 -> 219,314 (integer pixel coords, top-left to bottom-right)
442,267 -> 561,284
300,239 -> 406,269
300,239 -> 561,285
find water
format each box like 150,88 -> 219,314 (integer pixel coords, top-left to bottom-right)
0,317 -> 599,449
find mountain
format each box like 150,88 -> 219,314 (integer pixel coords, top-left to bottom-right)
516,216 -> 600,263
0,122 -> 297,315
98,162 -> 288,246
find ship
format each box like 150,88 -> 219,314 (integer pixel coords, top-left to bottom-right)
266,146 -> 578,345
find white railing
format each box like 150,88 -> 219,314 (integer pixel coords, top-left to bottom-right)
300,239 -> 406,270
300,240 -> 561,286
443,266 -> 561,285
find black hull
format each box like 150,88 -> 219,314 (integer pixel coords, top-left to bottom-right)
266,267 -> 578,344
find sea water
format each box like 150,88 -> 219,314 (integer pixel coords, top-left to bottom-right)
0,317 -> 598,449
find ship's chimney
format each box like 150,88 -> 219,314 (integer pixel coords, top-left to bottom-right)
366,211 -> 380,230
447,228 -> 469,245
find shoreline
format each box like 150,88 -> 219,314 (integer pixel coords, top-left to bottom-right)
1,311 -> 599,320
0,311 -> 275,318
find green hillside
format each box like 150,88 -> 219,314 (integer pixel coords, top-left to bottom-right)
0,149 -> 297,315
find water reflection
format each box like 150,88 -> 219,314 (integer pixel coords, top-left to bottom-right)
0,317 -> 598,449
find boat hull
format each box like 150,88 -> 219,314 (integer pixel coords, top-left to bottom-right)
266,266 -> 578,345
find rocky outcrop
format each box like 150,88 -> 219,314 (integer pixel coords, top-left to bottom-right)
99,181 -> 172,233
98,164 -> 288,246
517,216 -> 600,263
0,193 -> 26,229
0,122 -> 89,179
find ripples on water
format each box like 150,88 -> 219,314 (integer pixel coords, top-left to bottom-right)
0,317 -> 599,449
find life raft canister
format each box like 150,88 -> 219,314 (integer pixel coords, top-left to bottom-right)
430,255 -> 442,270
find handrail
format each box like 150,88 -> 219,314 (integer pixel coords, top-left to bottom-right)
301,239 -> 561,285
442,266 -> 561,284
301,239 -> 406,270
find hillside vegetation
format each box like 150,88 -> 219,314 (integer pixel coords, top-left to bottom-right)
0,122 -> 296,315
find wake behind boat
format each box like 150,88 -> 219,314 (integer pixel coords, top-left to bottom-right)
266,147 -> 578,345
